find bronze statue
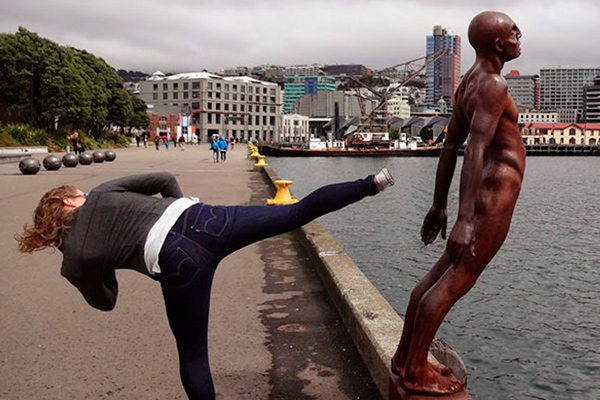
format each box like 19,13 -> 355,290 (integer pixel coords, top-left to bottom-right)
391,11 -> 526,396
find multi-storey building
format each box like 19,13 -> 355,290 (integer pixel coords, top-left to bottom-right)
387,96 -> 411,119
293,91 -> 377,118
540,67 -> 600,122
583,76 -> 600,123
426,25 -> 461,106
283,76 -> 336,113
139,71 -> 281,142
505,70 -> 539,109
280,114 -> 310,143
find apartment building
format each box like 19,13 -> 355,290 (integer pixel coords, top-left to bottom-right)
139,71 -> 281,142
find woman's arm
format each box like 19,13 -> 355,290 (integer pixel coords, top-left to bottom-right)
93,172 -> 183,198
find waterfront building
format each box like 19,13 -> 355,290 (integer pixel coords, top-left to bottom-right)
540,67 -> 600,122
583,76 -> 600,123
279,114 -> 310,143
505,70 -> 539,109
520,122 -> 600,145
322,64 -> 372,77
139,71 -> 281,143
283,76 -> 336,114
518,111 -> 558,124
426,25 -> 461,106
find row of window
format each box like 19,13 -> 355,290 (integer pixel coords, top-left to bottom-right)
153,82 -> 277,95
205,114 -> 276,126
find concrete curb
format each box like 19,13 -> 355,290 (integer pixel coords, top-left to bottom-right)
259,163 -> 467,400
0,146 -> 48,164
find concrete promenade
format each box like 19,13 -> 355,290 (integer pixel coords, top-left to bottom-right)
0,144 -> 382,399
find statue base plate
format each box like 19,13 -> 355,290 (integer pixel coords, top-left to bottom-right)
389,371 -> 472,400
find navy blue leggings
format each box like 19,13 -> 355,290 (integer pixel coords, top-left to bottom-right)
156,176 -> 379,399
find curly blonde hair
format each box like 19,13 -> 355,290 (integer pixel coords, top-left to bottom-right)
16,185 -> 78,253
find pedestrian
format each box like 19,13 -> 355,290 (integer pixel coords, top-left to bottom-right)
143,134 -> 148,148
135,135 -> 141,148
16,169 -> 395,400
218,136 -> 228,162
211,139 -> 219,163
178,136 -> 186,151
155,136 -> 161,150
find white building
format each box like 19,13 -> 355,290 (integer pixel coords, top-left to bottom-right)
279,114 -> 310,143
139,71 -> 281,142
518,111 -> 558,124
387,96 -> 411,119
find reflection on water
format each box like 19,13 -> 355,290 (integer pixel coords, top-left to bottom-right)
268,156 -> 600,400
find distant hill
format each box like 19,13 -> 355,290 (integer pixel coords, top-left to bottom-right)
117,69 -> 150,82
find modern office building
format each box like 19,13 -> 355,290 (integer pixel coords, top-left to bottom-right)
540,67 -> 600,122
583,76 -> 600,123
139,71 -> 281,142
426,25 -> 461,106
283,76 -> 337,113
518,111 -> 557,124
284,64 -> 323,77
293,91 -> 377,118
505,70 -> 539,110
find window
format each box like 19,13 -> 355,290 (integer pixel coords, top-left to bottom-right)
192,102 -> 200,110
192,91 -> 200,99
256,87 -> 260,94
232,94 -> 237,101
241,94 -> 245,101
163,83 -> 168,91
216,83 -> 221,90
184,82 -> 189,90
208,92 -> 213,98
240,105 -> 245,112
216,114 -> 220,124
207,102 -> 212,110
216,92 -> 221,99
207,82 -> 212,90
192,82 -> 200,90
216,103 -> 221,110
224,84 -> 229,91
570,128 -> 576,135
207,113 -> 212,123
153,84 -> 158,91
173,83 -> 178,90
224,104 -> 229,111
153,93 -> 158,100
183,92 -> 189,99
248,105 -> 252,112
163,93 -> 168,100
233,85 -> 238,92
173,92 -> 179,100
232,104 -> 237,111
241,86 -> 245,92
224,93 -> 229,100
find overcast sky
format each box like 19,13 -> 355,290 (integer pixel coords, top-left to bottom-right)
2,0 -> 600,76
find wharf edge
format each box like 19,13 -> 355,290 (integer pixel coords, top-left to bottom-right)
259,162 -> 469,400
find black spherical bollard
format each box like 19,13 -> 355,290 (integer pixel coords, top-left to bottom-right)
104,150 -> 116,162
62,153 -> 79,168
79,152 -> 93,165
19,157 -> 41,175
92,151 -> 105,163
43,155 -> 62,171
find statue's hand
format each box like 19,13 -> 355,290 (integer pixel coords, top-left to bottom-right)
421,206 -> 447,245
446,218 -> 476,266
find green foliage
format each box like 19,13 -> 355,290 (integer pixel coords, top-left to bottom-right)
0,27 -> 148,139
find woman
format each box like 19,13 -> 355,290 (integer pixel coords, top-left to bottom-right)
16,170 -> 394,399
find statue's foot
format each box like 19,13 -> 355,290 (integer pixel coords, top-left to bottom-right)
391,359 -> 452,377
400,363 -> 463,396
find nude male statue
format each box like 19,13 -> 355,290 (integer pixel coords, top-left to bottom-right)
390,11 -> 526,396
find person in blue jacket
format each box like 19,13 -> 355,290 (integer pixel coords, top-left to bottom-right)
218,137 -> 228,162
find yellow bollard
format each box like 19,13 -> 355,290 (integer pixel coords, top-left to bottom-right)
250,147 -> 260,159
267,180 -> 298,205
254,154 -> 268,168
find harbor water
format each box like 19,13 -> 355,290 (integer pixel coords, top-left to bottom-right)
267,156 -> 600,400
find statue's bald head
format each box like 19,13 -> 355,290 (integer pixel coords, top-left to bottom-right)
468,11 -> 515,52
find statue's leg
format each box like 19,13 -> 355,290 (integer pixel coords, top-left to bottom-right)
401,208 -> 513,396
392,252 -> 452,375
